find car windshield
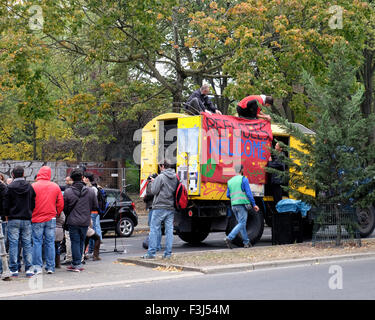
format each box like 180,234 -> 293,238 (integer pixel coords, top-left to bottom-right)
105,190 -> 131,204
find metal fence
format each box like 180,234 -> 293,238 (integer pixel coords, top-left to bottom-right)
0,165 -> 141,193
311,203 -> 361,247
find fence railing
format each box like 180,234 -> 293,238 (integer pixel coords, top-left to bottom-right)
311,203 -> 361,247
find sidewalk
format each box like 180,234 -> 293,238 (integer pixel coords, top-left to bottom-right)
0,254 -> 200,299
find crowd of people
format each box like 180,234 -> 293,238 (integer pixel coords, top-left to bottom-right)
0,166 -> 103,277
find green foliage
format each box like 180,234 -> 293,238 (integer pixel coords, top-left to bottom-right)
267,43 -> 375,208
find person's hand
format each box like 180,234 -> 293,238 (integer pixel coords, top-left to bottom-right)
265,114 -> 271,122
268,156 -> 272,161
254,205 -> 260,212
205,110 -> 213,115
215,110 -> 222,115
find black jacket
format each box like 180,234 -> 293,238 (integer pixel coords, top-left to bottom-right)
187,89 -> 217,113
267,155 -> 286,185
0,182 -> 7,221
63,181 -> 98,227
4,178 -> 36,220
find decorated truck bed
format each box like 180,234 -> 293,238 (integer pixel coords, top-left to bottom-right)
139,112 -> 317,245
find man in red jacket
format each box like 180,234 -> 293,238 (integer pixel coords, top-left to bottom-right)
31,166 -> 64,274
237,94 -> 273,121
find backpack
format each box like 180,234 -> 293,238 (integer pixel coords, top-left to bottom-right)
175,175 -> 188,210
97,186 -> 108,214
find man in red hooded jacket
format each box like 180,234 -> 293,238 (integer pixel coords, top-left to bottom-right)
31,166 -> 64,274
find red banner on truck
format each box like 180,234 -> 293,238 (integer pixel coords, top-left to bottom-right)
201,113 -> 273,185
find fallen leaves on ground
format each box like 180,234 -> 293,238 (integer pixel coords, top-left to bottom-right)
153,266 -> 182,272
113,261 -> 136,266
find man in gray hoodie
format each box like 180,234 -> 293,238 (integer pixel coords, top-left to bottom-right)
143,161 -> 178,259
63,169 -> 98,272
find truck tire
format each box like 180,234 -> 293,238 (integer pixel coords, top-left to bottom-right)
226,209 -> 264,247
357,206 -> 375,238
177,231 -> 209,245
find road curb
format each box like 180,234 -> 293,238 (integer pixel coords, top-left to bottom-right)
118,251 -> 375,275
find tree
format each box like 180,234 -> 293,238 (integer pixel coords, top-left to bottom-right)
268,43 -> 375,209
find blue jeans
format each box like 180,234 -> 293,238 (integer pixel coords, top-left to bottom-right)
32,219 -> 56,272
0,222 -> 7,273
147,209 -> 174,257
89,213 -> 102,253
69,225 -> 88,268
227,205 -> 250,245
7,220 -> 33,273
147,209 -> 161,251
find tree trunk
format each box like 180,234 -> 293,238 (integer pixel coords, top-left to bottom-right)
32,121 -> 37,160
361,49 -> 374,117
282,93 -> 294,122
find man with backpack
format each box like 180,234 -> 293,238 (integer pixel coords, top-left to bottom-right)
142,160 -> 179,259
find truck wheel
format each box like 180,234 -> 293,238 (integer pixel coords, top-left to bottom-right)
264,214 -> 273,228
357,206 -> 375,238
226,209 -> 264,247
177,231 -> 209,245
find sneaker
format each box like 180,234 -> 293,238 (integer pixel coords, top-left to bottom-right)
25,269 -> 34,277
243,243 -> 252,248
10,271 -> 18,277
46,270 -> 54,274
34,269 -> 43,275
66,266 -> 80,272
162,255 -> 171,260
224,237 -> 233,249
142,254 -> 155,259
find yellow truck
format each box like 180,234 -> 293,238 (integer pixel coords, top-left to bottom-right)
139,112 -> 375,245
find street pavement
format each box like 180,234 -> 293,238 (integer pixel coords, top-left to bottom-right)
10,257 -> 375,300
1,214 -> 374,300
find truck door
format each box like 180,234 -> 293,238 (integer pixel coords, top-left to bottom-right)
176,116 -> 201,196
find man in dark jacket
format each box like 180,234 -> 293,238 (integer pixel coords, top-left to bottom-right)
3,166 -> 36,277
63,169 -> 98,272
185,84 -> 222,115
0,178 -> 7,276
267,142 -> 286,205
143,161 -> 178,259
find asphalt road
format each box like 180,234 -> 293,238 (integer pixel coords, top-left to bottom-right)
98,227 -> 273,258
16,257 -> 375,300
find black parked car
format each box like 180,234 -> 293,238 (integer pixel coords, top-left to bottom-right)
100,188 -> 138,237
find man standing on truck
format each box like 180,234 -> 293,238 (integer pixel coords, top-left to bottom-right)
142,160 -> 178,259
237,94 -> 273,121
225,165 -> 260,249
185,84 -> 222,115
